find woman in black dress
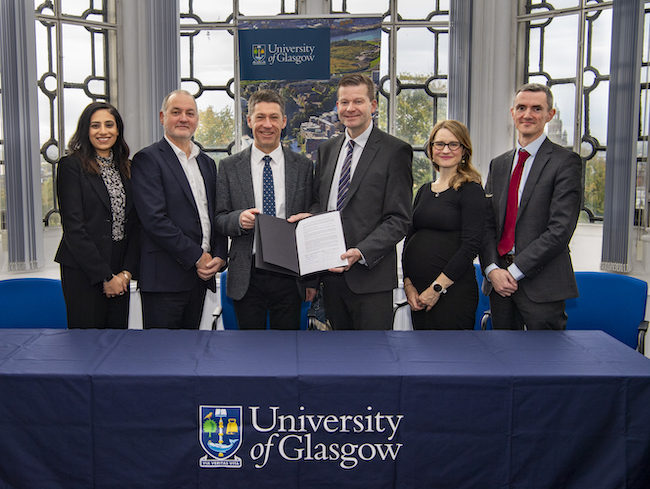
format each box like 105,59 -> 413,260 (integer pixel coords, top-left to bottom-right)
402,120 -> 485,330
55,102 -> 139,328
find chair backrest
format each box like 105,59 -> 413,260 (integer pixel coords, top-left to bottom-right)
566,271 -> 648,348
0,278 -> 68,328
219,271 -> 240,330
219,271 -> 309,330
474,263 -> 491,330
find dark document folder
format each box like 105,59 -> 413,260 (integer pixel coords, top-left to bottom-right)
255,214 -> 300,276
254,212 -> 347,276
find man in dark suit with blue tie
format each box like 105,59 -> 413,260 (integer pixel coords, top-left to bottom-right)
310,74 -> 413,330
480,83 -> 582,330
131,90 -> 227,329
216,90 -> 315,329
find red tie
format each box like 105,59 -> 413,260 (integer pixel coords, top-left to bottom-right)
497,149 -> 530,257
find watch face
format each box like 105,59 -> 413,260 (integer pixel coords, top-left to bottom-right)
433,284 -> 442,292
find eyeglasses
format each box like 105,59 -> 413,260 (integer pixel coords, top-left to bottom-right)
431,141 -> 463,151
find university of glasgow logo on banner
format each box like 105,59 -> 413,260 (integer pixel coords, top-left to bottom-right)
199,405 -> 243,468
252,44 -> 266,65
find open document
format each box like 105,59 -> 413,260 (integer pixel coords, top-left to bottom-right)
255,212 -> 347,276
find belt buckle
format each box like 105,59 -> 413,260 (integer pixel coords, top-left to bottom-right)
503,253 -> 515,265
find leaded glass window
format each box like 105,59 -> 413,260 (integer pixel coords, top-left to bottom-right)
34,0 -> 116,226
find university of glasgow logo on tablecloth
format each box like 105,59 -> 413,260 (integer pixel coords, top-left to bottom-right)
199,405 -> 243,468
252,44 -> 266,65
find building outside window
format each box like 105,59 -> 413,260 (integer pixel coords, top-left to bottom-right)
519,0 -> 613,223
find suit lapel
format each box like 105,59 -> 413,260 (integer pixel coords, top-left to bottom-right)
495,150 -> 515,227
517,139 -> 552,220
236,146 -> 255,209
158,139 -> 198,213
284,148 -> 298,215
86,171 -> 111,210
122,173 -> 133,215
344,127 -> 380,207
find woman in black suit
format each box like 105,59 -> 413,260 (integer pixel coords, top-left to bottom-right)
55,102 -> 139,328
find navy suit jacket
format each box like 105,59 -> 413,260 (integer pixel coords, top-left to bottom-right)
215,146 -> 313,300
480,137 -> 582,302
131,138 -> 227,293
310,126 -> 413,294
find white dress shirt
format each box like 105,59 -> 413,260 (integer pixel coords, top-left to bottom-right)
326,123 -> 373,212
164,136 -> 211,253
250,144 -> 286,219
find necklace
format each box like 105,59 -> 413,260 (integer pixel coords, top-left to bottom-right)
96,150 -> 114,167
431,181 -> 449,197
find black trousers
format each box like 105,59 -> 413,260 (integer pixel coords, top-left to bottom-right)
141,279 -> 208,329
61,264 -> 130,329
233,267 -> 302,330
322,274 -> 393,330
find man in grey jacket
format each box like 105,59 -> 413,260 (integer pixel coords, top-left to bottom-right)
216,90 -> 315,329
480,83 -> 582,330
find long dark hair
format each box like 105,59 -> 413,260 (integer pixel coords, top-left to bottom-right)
68,102 -> 131,178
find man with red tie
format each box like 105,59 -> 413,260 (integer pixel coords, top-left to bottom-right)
480,83 -> 582,330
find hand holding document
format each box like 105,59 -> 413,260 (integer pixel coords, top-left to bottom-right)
255,211 -> 347,276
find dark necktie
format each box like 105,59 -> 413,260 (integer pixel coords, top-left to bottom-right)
497,149 -> 530,257
337,140 -> 355,211
262,155 -> 276,217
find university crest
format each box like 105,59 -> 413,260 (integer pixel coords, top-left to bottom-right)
199,405 -> 243,468
252,44 -> 266,64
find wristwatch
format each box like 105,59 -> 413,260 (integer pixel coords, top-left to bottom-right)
432,282 -> 447,294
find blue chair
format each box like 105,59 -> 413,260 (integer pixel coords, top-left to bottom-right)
0,278 -> 68,328
214,270 -> 310,330
566,271 -> 648,351
474,263 -> 492,330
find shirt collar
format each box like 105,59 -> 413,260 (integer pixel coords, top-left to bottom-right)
164,135 -> 200,160
251,143 -> 283,166
345,123 -> 373,148
517,133 -> 547,158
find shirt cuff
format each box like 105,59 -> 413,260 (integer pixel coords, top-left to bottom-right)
484,263 -> 499,280
508,263 -> 525,281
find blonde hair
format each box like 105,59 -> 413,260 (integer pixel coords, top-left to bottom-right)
426,120 -> 482,190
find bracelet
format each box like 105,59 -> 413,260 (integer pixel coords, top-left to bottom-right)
123,272 -> 130,281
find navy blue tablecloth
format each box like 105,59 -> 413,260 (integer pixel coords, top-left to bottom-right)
1,329 -> 649,488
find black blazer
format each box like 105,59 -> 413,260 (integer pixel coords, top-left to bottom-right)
310,126 -> 413,294
55,154 -> 140,285
131,138 -> 227,293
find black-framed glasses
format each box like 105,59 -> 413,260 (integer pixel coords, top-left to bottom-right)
431,141 -> 463,151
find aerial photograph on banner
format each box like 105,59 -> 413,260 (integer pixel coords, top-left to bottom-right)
238,17 -> 381,160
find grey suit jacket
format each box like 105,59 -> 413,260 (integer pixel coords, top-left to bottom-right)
310,126 -> 413,294
480,137 -> 582,302
215,146 -> 314,301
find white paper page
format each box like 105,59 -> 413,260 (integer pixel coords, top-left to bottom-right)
295,211 -> 347,275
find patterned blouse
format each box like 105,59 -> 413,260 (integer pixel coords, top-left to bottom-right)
96,151 -> 126,242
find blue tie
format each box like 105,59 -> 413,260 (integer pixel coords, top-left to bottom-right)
337,140 -> 355,211
262,155 -> 276,216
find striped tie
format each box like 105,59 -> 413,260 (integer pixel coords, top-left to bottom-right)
262,155 -> 276,216
337,140 -> 355,211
